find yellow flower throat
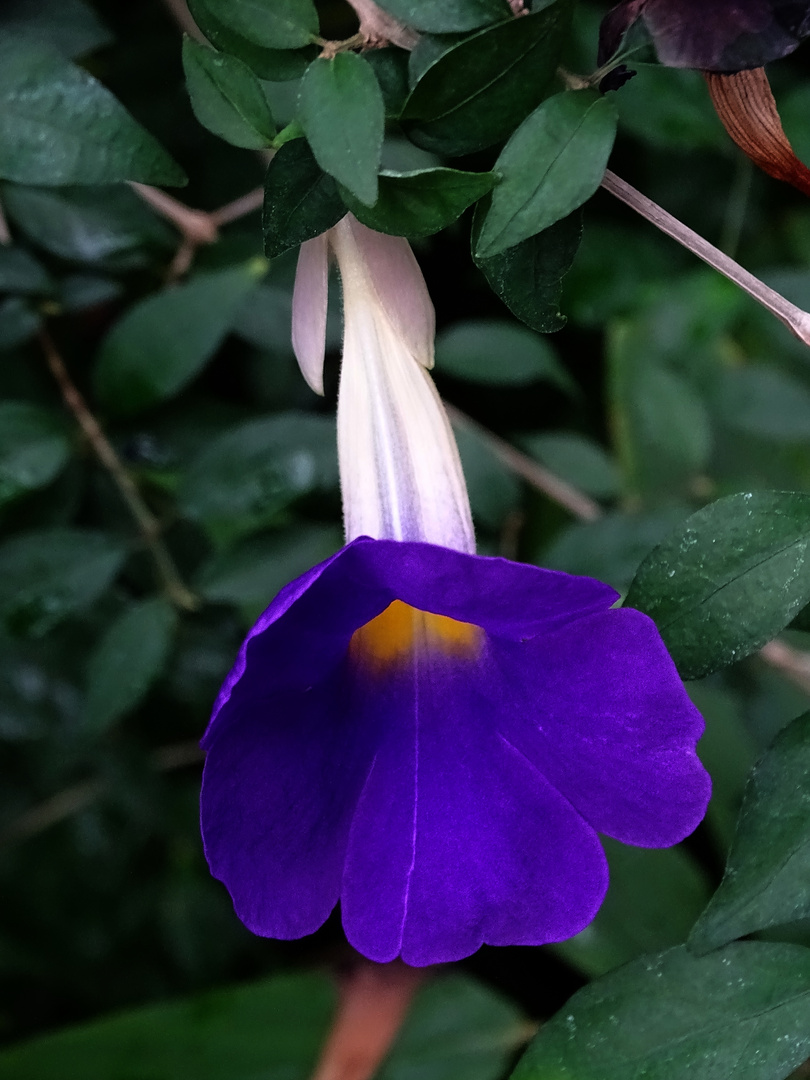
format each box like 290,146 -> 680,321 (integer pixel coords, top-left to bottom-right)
349,600 -> 482,672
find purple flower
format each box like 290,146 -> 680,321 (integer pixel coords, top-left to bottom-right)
200,215 -> 711,966
201,537 -> 710,966
599,0 -> 810,72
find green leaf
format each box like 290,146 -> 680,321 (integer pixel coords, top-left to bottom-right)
340,167 -> 495,237
472,204 -> 582,333
0,528 -> 126,637
1,183 -> 173,265
690,711 -> 810,953
364,47 -> 411,117
298,53 -> 385,206
199,0 -> 319,50
0,972 -> 336,1080
0,246 -> 53,294
0,296 -> 41,350
712,366 -> 810,442
435,318 -> 575,391
0,0 -> 113,60
0,37 -> 186,186
179,412 -> 338,546
454,423 -> 521,531
262,138 -> 345,258
520,431 -> 620,499
379,975 -> 529,1080
187,0 -> 316,80
475,90 -> 617,258
182,38 -> 276,149
196,525 -> 342,620
625,492 -> 810,680
375,0 -> 511,32
509,943 -> 810,1080
0,402 -> 71,506
401,2 -> 573,157
551,840 -> 709,978
94,260 -> 267,414
84,598 -> 178,733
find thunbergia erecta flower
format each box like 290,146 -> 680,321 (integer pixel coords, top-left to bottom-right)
200,214 -> 711,967
598,0 -> 810,72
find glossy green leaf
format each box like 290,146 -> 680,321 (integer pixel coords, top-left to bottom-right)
0,528 -> 126,637
340,167 -> 496,237
472,205 -> 582,333
374,0 -> 511,32
0,247 -> 53,294
551,840 -> 709,978
0,37 -> 186,186
476,90 -> 617,258
436,318 -> 575,391
625,492 -> 810,680
379,975 -> 529,1080
298,53 -> 384,206
510,943 -> 810,1080
199,0 -> 318,50
262,138 -> 345,257
401,1 -> 572,156
690,711 -> 810,953
0,972 -> 335,1080
521,431 -> 620,499
0,402 -> 71,506
363,47 -> 411,117
187,0 -> 316,80
182,38 -> 276,149
196,525 -> 342,620
179,412 -> 338,546
85,598 -> 178,733
0,0 -> 113,59
1,183 -> 173,265
95,260 -> 267,414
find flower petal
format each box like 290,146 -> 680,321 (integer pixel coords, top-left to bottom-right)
340,652 -> 608,965
292,232 -> 329,395
201,671 -> 375,939
495,608 -> 711,847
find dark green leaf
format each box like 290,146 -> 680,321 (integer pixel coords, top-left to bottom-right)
85,598 -> 178,733
401,2 -> 573,157
200,0 -> 319,50
363,47 -> 411,117
94,260 -> 267,414
187,0 -> 316,79
60,273 -> 122,311
712,366 -> 810,442
0,528 -> 126,637
690,711 -> 810,953
380,975 -> 529,1080
510,943 -> 810,1080
454,423 -> 521,531
472,204 -> 582,333
1,183 -> 173,265
475,90 -> 617,258
0,247 -> 53,294
0,0 -> 113,59
340,167 -> 495,237
375,0 -> 511,32
182,38 -> 276,149
0,37 -> 186,186
625,492 -> 810,680
298,53 -> 384,205
0,972 -> 335,1079
179,412 -> 338,546
0,296 -> 40,350
196,524 -> 342,620
0,402 -> 71,506
520,431 -> 620,498
551,840 -> 709,978
262,138 -> 345,258
436,318 -> 575,391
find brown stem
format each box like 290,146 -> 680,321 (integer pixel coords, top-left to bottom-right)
160,0 -> 206,41
129,182 -> 219,246
343,0 -> 419,50
444,403 -> 603,522
210,186 -> 265,227
310,962 -> 426,1080
601,169 -> 810,347
39,330 -> 199,612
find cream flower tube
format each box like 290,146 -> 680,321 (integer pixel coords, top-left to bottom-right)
291,214 -> 475,554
